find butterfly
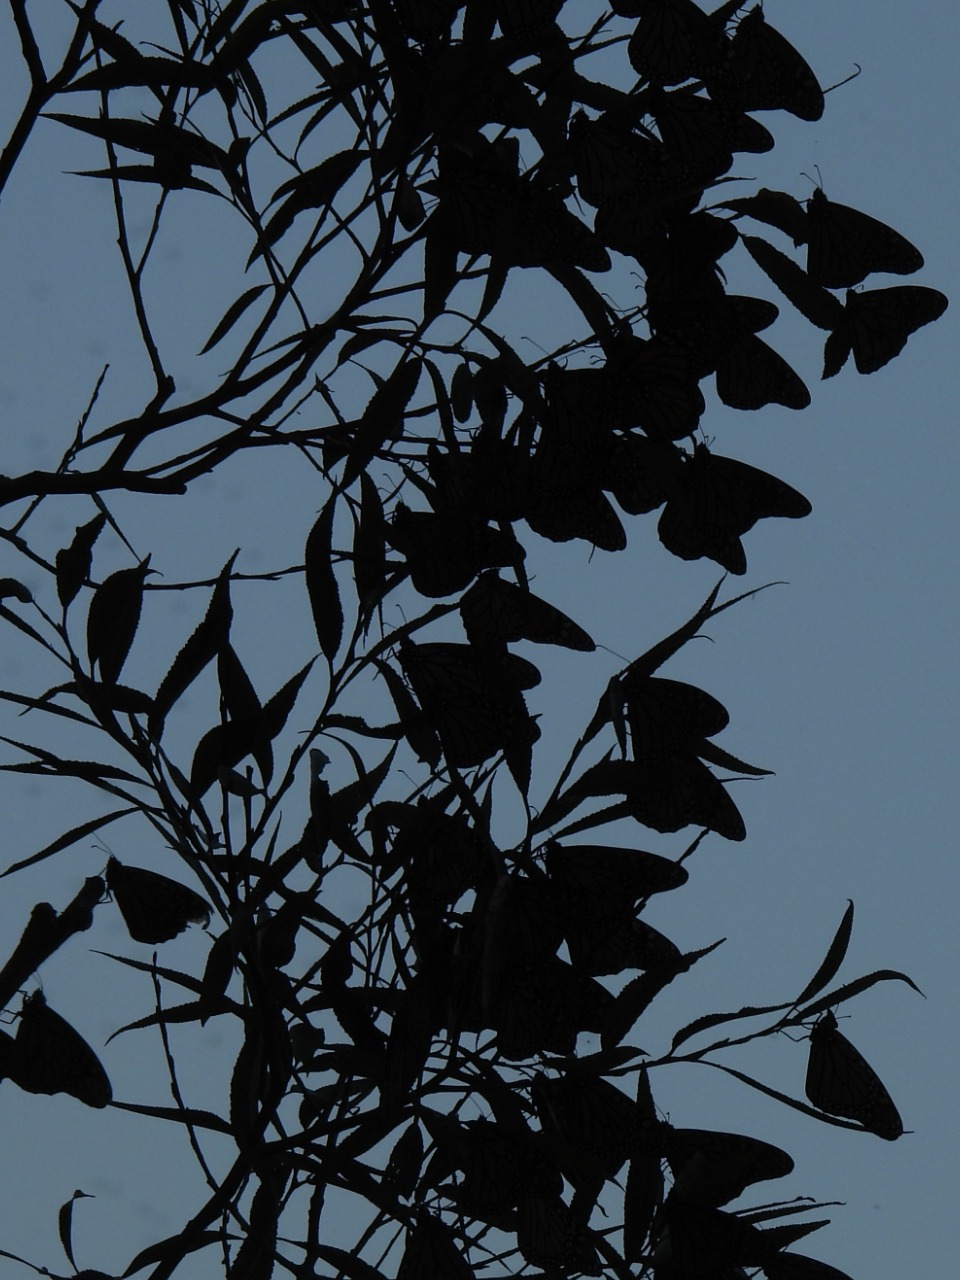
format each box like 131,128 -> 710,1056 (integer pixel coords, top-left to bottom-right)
623,752 -> 747,842
517,1193 -> 600,1274
604,336 -> 705,442
535,1072 -> 640,1176
715,331 -> 810,411
459,571 -> 595,651
648,86 -> 773,176
8,990 -> 112,1108
662,1126 -> 794,1206
806,188 -> 924,288
710,7 -> 824,122
822,285 -> 948,377
487,952 -> 611,1059
620,675 -> 729,757
387,502 -> 524,598
626,0 -> 727,87
106,856 -> 210,944
658,444 -> 812,575
804,1010 -> 903,1139
398,1211 -> 475,1280
398,639 -> 540,783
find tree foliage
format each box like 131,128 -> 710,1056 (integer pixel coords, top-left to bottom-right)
0,2 -> 943,1279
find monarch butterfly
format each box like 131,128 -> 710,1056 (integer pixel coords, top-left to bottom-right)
804,1010 -> 903,1140
605,336 -> 705,442
453,1117 -> 562,1219
648,86 -> 773,176
9,990 -> 112,1108
488,953 -> 611,1058
709,7 -> 824,122
535,1072 -> 639,1176
517,1193 -> 600,1273
568,111 -> 659,208
459,571 -> 595,651
398,1211 -> 475,1280
715,331 -> 811,411
106,856 -> 210,944
387,502 -> 524,598
624,751 -> 747,841
742,235 -> 846,332
494,0 -> 564,40
398,639 -> 540,772
663,1126 -> 794,1207
806,188 -> 924,288
658,444 -> 812,575
822,284 -> 948,377
621,675 -> 729,757
605,434 -> 685,516
627,0 -> 727,87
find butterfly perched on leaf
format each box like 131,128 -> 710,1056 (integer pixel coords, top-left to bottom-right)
804,1010 -> 903,1139
806,188 -> 924,288
658,444 -> 812,575
398,1211 -> 475,1280
106,856 -> 211,944
822,285 -> 948,377
7,990 -> 112,1108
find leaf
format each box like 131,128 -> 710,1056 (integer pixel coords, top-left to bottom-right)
58,1190 -> 93,1271
1,807 -> 136,877
110,1099 -> 232,1134
671,1000 -> 795,1052
254,149 -> 368,260
199,284 -> 269,354
122,1228 -> 223,1278
87,558 -> 151,684
796,969 -> 924,1021
261,660 -> 314,742
56,514 -> 106,608
796,901 -> 855,1007
0,578 -> 31,604
305,497 -> 343,660
150,554 -> 235,737
342,358 -> 422,486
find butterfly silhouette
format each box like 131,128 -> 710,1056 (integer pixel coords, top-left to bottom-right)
658,444 -> 812,575
806,188 -> 924,288
106,856 -> 210,944
822,285 -> 948,377
805,1010 -> 903,1139
8,990 -> 112,1108
460,571 -> 595,651
709,7 -> 824,122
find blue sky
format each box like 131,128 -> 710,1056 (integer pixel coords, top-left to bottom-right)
0,3 -> 957,1278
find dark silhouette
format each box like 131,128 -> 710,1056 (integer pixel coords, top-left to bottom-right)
0,3 -> 941,1278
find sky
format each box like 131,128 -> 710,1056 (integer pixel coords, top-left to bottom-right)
0,3 -> 957,1279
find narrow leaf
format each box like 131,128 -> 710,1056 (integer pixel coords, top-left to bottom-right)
56,514 -> 106,608
199,284 -> 269,354
305,498 -> 342,660
795,901 -> 855,1007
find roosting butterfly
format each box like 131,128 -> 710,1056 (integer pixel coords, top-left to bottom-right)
8,990 -> 112,1108
106,856 -> 210,944
627,0 -> 727,87
822,285 -> 948,377
460,571 -> 595,651
709,6 -> 824,122
658,444 -> 812,575
662,1126 -> 794,1206
806,188 -> 924,288
804,1010 -> 903,1140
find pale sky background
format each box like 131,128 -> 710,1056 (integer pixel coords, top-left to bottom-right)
0,3 -> 957,1279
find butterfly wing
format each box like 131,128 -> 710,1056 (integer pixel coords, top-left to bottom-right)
107,856 -> 210,944
805,1012 -> 903,1140
11,991 -> 112,1108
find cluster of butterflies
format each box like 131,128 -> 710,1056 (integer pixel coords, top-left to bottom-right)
0,861 -> 209,1109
